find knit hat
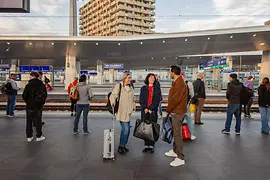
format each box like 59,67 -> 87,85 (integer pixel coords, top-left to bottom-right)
230,73 -> 237,79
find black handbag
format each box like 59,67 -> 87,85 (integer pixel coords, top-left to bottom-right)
107,83 -> 122,114
133,113 -> 160,142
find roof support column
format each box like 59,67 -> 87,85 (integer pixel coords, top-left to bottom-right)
10,59 -> 18,73
109,69 -> 115,84
65,55 -> 79,90
97,60 -> 104,85
260,51 -> 270,82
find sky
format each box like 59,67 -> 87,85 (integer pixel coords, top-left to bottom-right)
0,0 -> 269,36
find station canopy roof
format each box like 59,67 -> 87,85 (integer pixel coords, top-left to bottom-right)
0,25 -> 270,69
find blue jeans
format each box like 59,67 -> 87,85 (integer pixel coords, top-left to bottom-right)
184,106 -> 194,135
119,121 -> 130,147
259,106 -> 270,133
73,104 -> 89,132
6,95 -> 16,116
225,104 -> 241,132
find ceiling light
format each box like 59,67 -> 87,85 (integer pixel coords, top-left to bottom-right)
260,43 -> 265,46
208,37 -> 211,40
185,39 -> 188,42
118,43 -> 121,45
187,57 -> 190,59
74,42 -> 77,45
7,42 -> 10,45
163,57 -> 166,59
29,42 -> 33,45
162,40 -> 166,43
175,57 -> 178,59
230,35 -> 233,39
199,57 -> 202,59
253,34 -> 256,37
140,42 -> 143,44
51,42 -> 54,45
151,57 -> 154,60
96,43 -> 99,46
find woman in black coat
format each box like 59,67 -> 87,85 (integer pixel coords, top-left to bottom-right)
139,73 -> 162,153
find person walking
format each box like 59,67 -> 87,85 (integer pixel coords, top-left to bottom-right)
243,76 -> 255,119
258,77 -> 270,135
193,73 -> 206,125
139,73 -> 162,153
165,66 -> 187,167
73,75 -> 94,135
6,74 -> 20,118
180,72 -> 196,140
222,73 -> 243,135
68,77 -> 79,116
110,73 -> 136,155
22,72 -> 47,142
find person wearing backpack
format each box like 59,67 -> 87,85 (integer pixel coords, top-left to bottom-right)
22,72 -> 47,142
68,77 -> 79,116
180,72 -> 196,141
110,73 -> 136,155
243,76 -> 255,119
258,77 -> 270,135
5,74 -> 20,118
73,75 -> 94,135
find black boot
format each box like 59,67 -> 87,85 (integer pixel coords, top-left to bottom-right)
123,147 -> 129,153
118,146 -> 126,155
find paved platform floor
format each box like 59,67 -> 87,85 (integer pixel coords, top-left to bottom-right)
0,112 -> 269,180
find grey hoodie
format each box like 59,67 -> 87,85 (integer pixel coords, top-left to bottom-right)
6,78 -> 20,95
77,82 -> 94,104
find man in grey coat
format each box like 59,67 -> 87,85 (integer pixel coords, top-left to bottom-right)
6,74 -> 20,117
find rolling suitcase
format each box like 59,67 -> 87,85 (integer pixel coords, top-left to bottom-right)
103,113 -> 115,161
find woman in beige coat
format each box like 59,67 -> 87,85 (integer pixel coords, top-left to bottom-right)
110,73 -> 136,155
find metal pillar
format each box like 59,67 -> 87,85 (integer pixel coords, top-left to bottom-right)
69,0 -> 77,36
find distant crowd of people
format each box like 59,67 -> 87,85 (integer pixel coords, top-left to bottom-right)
1,65 -> 270,167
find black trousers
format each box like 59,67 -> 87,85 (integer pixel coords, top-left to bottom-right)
141,110 -> 158,147
70,98 -> 77,113
27,108 -> 43,138
244,99 -> 253,116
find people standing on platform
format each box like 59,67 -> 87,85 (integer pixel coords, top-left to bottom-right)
243,76 -> 255,119
68,77 -> 79,116
180,72 -> 196,141
22,72 -> 47,142
5,74 -> 20,118
73,75 -> 93,135
193,73 -> 206,125
155,74 -> 163,118
37,71 -> 45,126
258,77 -> 270,135
110,73 -> 136,155
222,73 -> 243,135
139,73 -> 162,153
165,66 -> 187,167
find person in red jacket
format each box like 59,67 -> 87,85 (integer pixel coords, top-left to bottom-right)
68,77 -> 79,116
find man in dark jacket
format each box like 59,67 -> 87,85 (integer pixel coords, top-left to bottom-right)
165,66 -> 187,167
5,74 -> 20,117
222,73 -> 243,135
193,73 -> 206,125
22,72 -> 47,142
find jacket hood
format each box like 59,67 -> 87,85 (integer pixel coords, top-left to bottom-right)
79,82 -> 87,86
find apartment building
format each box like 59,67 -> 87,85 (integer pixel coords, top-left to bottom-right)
79,0 -> 155,36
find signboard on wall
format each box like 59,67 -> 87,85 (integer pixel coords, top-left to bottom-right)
199,58 -> 228,70
20,66 -> 30,72
40,66 -> 50,72
0,0 -> 30,13
103,64 -> 124,69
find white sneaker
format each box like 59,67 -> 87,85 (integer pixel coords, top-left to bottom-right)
190,135 -> 196,141
36,136 -> 45,142
27,137 -> 33,142
170,158 -> 185,167
165,149 -> 178,158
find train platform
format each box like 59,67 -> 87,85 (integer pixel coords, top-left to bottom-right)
0,112 -> 269,180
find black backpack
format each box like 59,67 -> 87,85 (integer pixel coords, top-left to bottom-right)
107,83 -> 122,114
31,87 -> 47,105
240,85 -> 253,105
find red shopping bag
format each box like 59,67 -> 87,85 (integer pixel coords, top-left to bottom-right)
182,123 -> 191,140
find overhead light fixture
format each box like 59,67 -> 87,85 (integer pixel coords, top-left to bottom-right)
51,42 -> 54,45
230,35 -> 233,39
7,42 -> 10,45
163,57 -> 166,59
162,40 -> 166,43
29,42 -> 33,45
74,42 -> 77,45
199,57 -> 202,59
140,42 -> 143,44
253,34 -> 257,37
185,39 -> 188,42
260,42 -> 265,46
118,43 -> 121,46
208,37 -> 211,40
187,57 -> 190,59
96,43 -> 99,46
151,57 -> 154,60
175,57 -> 178,59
